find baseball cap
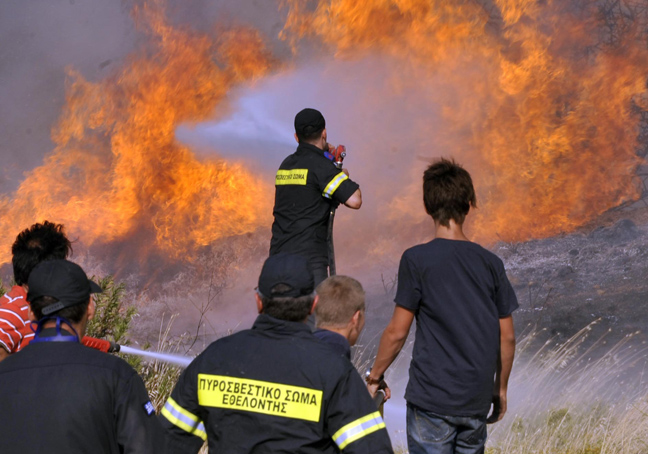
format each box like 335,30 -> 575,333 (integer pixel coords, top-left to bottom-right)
294,108 -> 325,136
257,253 -> 314,298
27,259 -> 103,316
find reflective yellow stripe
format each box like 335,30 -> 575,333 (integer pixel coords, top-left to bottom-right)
333,411 -> 386,450
276,169 -> 308,185
161,397 -> 207,441
322,172 -> 348,199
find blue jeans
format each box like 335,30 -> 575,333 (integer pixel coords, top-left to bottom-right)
407,404 -> 487,454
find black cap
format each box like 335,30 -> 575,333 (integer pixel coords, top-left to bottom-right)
294,108 -> 325,137
27,259 -> 103,316
258,253 -> 314,298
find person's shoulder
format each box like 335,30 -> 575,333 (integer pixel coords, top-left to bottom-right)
73,344 -> 141,379
304,335 -> 356,373
401,241 -> 437,261
463,241 -> 505,266
0,285 -> 27,306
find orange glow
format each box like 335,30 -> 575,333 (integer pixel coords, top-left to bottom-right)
1,1 -> 647,269
281,0 -> 648,243
0,1 -> 274,265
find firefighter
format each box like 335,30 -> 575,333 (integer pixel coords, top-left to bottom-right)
0,259 -> 163,453
160,253 -> 393,454
270,108 -> 362,286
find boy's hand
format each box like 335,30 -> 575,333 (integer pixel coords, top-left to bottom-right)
366,379 -> 391,401
486,392 -> 507,424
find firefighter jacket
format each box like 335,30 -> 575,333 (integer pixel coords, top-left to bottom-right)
161,314 -> 393,454
270,142 -> 359,265
0,328 -> 164,454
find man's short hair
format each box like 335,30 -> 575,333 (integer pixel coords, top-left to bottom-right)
261,284 -> 315,322
11,221 -> 72,285
315,276 -> 365,328
423,158 -> 476,227
29,295 -> 89,324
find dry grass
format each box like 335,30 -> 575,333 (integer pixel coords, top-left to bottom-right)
485,321 -> 648,453
387,322 -> 648,454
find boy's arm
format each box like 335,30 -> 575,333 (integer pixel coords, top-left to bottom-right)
367,306 -> 415,400
487,315 -> 515,424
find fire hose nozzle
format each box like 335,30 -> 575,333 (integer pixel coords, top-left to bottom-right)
81,336 -> 120,353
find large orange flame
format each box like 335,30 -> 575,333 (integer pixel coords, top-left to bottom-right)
281,0 -> 648,243
0,1 -> 275,265
1,0 -> 647,270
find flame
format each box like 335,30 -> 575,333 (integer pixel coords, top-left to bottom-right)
0,1 -> 275,265
281,0 -> 648,243
1,0 -> 647,270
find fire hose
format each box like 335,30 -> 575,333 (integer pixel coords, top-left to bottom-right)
327,144 -> 346,276
82,336 -> 193,367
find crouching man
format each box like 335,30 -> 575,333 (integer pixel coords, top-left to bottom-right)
0,259 -> 163,454
161,253 -> 393,454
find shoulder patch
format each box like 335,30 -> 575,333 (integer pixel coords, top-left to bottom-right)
144,401 -> 155,416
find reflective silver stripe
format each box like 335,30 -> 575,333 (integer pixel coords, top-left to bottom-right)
161,397 -> 207,441
333,411 -> 386,450
322,172 -> 349,199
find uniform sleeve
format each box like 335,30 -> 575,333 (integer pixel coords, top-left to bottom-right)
394,251 -> 421,313
326,368 -> 393,454
0,296 -> 28,354
494,263 -> 519,317
160,364 -> 206,454
114,371 -> 166,454
314,162 -> 359,204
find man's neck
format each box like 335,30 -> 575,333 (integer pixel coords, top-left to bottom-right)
434,219 -> 469,241
318,326 -> 351,343
301,140 -> 324,151
40,319 -> 86,337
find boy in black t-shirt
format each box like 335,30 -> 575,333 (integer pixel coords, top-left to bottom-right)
366,159 -> 518,454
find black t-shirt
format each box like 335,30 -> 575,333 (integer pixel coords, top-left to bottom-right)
270,143 -> 359,264
395,239 -> 518,417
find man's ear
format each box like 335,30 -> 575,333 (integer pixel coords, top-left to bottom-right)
86,296 -> 96,321
255,293 -> 264,314
294,133 -> 299,144
309,295 -> 319,315
351,310 -> 360,327
27,304 -> 36,322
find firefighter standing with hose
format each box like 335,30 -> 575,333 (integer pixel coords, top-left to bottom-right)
270,108 -> 362,286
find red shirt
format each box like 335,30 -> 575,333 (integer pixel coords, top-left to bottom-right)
0,286 -> 34,353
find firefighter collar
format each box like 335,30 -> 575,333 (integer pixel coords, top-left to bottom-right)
299,142 -> 334,162
252,314 -> 313,337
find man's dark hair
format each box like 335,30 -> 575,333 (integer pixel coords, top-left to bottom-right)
29,295 -> 89,324
423,159 -> 477,227
261,284 -> 314,322
11,221 -> 72,286
296,127 -> 324,144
